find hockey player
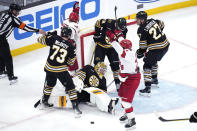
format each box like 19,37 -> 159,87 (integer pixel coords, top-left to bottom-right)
190,112 -> 197,123
106,28 -> 141,129
0,3 -> 46,84
93,18 -> 128,90
62,2 -> 80,72
36,26 -> 81,115
73,62 -> 119,114
43,62 -> 119,114
135,11 -> 170,96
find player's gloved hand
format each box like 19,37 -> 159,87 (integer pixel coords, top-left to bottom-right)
39,29 -> 46,35
189,112 -> 197,123
106,30 -> 117,42
136,49 -> 144,59
47,30 -> 57,36
73,76 -> 84,93
114,29 -> 124,39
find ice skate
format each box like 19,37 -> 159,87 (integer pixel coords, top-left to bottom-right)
72,101 -> 82,118
0,71 -> 7,79
125,118 -> 136,130
119,114 -> 128,123
139,86 -> 151,97
37,97 -> 54,110
9,76 -> 18,85
151,78 -> 159,88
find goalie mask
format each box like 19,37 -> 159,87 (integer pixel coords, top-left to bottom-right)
94,62 -> 107,79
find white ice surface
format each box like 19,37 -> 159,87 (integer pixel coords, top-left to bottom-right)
0,6 -> 197,131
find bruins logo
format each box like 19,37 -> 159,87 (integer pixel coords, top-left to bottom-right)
89,75 -> 99,87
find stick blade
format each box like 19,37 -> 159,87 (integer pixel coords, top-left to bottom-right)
158,116 -> 169,122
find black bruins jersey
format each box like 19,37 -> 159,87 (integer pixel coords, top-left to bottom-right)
137,18 -> 169,52
93,19 -> 128,48
74,65 -> 107,91
38,33 -> 76,73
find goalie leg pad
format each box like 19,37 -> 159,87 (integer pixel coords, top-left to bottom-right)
83,87 -> 112,112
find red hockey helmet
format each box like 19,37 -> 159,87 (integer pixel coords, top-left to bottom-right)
120,39 -> 132,49
69,12 -> 79,23
73,2 -> 80,14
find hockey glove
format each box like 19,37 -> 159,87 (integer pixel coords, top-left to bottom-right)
189,112 -> 197,123
114,29 -> 124,39
136,49 -> 144,59
47,30 -> 57,36
73,76 -> 84,93
106,30 -> 117,42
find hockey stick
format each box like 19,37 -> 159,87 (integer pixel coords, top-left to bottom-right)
34,100 -> 41,108
114,6 -> 117,20
89,44 -> 96,65
107,80 -> 115,88
155,112 -> 189,122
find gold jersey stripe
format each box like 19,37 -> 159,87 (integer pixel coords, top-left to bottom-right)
46,61 -> 67,68
96,42 -> 112,48
44,67 -> 68,72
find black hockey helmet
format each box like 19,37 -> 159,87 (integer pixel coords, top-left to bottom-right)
9,3 -> 21,12
136,11 -> 147,20
116,18 -> 127,31
61,26 -> 72,38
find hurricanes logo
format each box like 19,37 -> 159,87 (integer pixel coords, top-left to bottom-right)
89,75 -> 99,87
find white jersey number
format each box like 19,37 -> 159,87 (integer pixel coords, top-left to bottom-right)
149,23 -> 163,40
50,45 -> 68,63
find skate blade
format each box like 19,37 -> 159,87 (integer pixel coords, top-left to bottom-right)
0,75 -> 7,79
120,120 -> 128,124
139,92 -> 151,97
125,125 -> 136,130
38,104 -> 54,110
75,113 -> 82,118
151,84 -> 159,88
10,80 -> 18,85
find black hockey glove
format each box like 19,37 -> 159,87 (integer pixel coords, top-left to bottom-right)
47,30 -> 57,36
189,112 -> 197,123
136,49 -> 144,59
93,33 -> 106,43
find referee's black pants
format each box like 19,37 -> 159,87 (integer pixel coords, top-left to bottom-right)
0,37 -> 14,77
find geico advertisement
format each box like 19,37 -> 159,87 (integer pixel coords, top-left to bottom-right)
9,0 -> 187,50
8,0 -> 100,50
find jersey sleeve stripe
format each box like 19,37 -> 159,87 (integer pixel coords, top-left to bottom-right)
19,22 -> 26,29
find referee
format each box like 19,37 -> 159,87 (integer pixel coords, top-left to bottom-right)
0,3 -> 46,84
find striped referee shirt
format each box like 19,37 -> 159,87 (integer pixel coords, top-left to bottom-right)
0,12 -> 39,38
